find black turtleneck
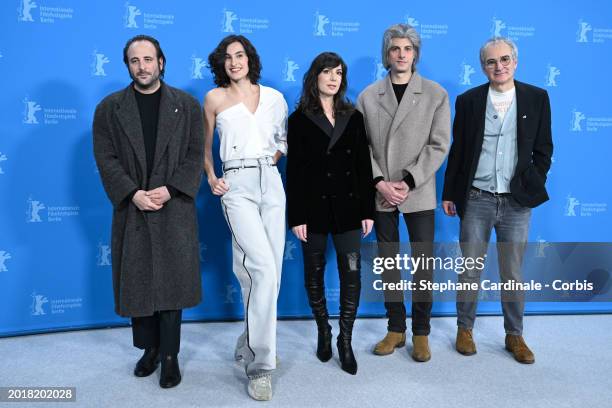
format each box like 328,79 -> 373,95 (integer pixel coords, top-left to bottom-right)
392,82 -> 409,104
134,86 -> 162,178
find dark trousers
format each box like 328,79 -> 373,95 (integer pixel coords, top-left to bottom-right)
131,310 -> 182,356
302,229 -> 362,256
375,210 -> 435,335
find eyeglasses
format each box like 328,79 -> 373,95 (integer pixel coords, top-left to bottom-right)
485,55 -> 513,69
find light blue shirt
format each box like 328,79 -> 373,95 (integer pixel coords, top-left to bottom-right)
472,91 -> 518,193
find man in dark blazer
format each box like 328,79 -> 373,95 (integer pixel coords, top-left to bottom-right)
93,35 -> 204,387
442,37 -> 553,364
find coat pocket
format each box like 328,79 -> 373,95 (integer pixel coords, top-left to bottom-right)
519,165 -> 546,195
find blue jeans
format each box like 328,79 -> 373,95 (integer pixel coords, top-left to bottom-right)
457,188 -> 531,335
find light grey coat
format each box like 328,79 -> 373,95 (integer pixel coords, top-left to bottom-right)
356,72 -> 451,213
93,83 -> 204,317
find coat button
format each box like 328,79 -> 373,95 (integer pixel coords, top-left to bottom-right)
348,192 -> 353,197
346,149 -> 351,154
326,151 -> 331,156
327,172 -> 332,178
321,195 -> 327,199
346,171 -> 351,176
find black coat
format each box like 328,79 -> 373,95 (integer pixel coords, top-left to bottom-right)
93,83 -> 204,317
442,81 -> 553,218
286,109 -> 375,234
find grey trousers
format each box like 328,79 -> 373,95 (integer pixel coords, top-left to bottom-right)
457,188 -> 531,335
220,159 -> 285,378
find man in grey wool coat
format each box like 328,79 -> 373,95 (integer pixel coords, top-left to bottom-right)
93,35 -> 204,389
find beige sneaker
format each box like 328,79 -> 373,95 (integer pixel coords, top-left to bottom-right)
248,374 -> 272,401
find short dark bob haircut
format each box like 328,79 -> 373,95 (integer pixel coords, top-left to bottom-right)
208,35 -> 261,87
122,34 -> 166,78
297,52 -> 353,115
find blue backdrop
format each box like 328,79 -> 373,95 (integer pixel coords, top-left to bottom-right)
2,0 -> 611,336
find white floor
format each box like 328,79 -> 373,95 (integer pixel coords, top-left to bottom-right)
1,315 -> 612,408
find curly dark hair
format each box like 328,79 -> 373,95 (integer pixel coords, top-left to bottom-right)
208,35 -> 261,87
297,52 -> 353,115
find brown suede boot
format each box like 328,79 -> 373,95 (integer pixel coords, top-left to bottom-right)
411,335 -> 431,362
373,331 -> 406,355
456,328 -> 477,356
505,334 -> 535,364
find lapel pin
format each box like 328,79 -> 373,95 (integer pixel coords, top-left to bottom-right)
522,115 -> 527,119
174,108 -> 178,113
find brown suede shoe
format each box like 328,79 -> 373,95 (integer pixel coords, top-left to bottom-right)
411,335 -> 431,362
456,328 -> 477,356
505,334 -> 535,364
373,331 -> 406,356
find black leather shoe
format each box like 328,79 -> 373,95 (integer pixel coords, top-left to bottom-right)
159,354 -> 181,388
317,324 -> 333,362
133,347 -> 160,377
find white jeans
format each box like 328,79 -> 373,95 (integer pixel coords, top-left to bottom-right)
220,159 -> 285,377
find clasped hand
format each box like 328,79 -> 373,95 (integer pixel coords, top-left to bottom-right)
132,186 -> 171,211
377,180 -> 409,208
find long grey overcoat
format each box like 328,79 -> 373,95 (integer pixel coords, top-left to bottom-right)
93,82 -> 204,317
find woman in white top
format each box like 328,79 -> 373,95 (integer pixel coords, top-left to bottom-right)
203,35 -> 287,402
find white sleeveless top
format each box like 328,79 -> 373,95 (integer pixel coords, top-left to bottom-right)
215,85 -> 288,162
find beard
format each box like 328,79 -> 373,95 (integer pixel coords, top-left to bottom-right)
130,69 -> 160,91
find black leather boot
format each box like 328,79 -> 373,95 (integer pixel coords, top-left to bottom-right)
159,354 -> 181,388
337,252 -> 361,375
304,251 -> 332,362
316,323 -> 333,362
133,347 -> 160,377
